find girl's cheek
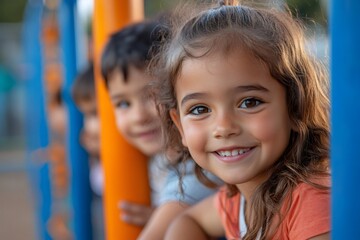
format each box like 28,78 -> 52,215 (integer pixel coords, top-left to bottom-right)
249,112 -> 291,153
247,112 -> 278,139
182,123 -> 207,151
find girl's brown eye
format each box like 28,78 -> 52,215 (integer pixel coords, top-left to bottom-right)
189,106 -> 211,115
240,98 -> 262,109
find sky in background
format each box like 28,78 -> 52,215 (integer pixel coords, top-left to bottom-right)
77,0 -> 93,21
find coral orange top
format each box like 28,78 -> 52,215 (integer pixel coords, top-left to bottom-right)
215,178 -> 330,240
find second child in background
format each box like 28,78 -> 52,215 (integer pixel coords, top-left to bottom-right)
72,64 -> 104,240
100,19 -> 222,239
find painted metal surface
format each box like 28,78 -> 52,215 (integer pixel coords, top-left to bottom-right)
330,0 -> 360,238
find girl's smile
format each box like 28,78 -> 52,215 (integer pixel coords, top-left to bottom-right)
213,146 -> 255,163
170,48 -> 292,192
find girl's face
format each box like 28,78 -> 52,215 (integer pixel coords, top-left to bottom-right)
170,49 -> 292,190
108,66 -> 162,157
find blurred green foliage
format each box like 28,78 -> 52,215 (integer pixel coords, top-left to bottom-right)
145,0 -> 328,29
0,0 -> 27,23
145,0 -> 178,17
0,0 -> 327,28
286,0 -> 328,28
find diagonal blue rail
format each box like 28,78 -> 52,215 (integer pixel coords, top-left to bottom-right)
330,0 -> 360,239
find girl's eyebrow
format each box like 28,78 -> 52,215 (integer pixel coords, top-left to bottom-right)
235,84 -> 269,93
180,92 -> 207,107
180,84 -> 269,107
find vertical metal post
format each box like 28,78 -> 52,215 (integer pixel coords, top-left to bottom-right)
330,0 -> 360,238
58,0 -> 92,239
23,1 -> 51,239
93,0 -> 150,239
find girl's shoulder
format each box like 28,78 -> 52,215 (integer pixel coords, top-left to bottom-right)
288,175 -> 331,214
292,175 -> 331,197
275,176 -> 331,239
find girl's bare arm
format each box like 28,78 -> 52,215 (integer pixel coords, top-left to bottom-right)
137,201 -> 189,240
164,194 -> 224,240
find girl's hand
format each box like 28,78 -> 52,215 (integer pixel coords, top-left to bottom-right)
118,201 -> 154,226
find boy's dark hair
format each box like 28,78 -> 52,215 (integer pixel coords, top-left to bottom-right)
101,20 -> 165,85
71,63 -> 95,104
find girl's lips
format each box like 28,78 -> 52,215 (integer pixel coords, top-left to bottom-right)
213,147 -> 255,163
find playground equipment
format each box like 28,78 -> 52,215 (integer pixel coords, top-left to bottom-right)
330,0 -> 360,239
24,0 -> 149,239
93,0 -> 150,239
22,0 -> 360,239
24,0 -> 92,239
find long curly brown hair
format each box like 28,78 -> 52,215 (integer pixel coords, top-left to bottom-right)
150,1 -> 330,239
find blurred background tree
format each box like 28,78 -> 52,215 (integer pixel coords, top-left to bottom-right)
145,0 -> 177,17
0,0 -> 328,27
0,0 -> 27,146
286,0 -> 328,30
0,0 -> 27,23
144,0 -> 328,30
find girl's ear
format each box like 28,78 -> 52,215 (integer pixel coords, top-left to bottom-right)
170,108 -> 187,147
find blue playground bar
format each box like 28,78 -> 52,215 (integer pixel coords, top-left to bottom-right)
331,0 -> 360,239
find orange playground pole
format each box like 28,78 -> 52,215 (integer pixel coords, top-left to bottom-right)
93,1 -> 150,239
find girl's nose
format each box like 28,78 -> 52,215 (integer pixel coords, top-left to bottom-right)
212,111 -> 241,139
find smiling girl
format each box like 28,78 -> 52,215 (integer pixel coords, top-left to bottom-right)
152,1 -> 331,239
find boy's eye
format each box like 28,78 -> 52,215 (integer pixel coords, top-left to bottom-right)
116,100 -> 130,109
239,98 -> 262,109
189,106 -> 211,115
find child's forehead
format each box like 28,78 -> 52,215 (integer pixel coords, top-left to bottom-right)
76,98 -> 97,114
110,65 -> 149,83
74,94 -> 96,106
180,44 -> 265,73
107,65 -> 152,94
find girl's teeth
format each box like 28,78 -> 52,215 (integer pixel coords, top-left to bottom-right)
231,150 -> 239,156
218,148 -> 250,157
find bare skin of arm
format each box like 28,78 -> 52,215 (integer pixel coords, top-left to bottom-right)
119,201 -> 191,240
137,201 -> 189,240
119,201 -> 154,226
164,194 -> 224,240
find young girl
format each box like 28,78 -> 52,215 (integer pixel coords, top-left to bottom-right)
152,1 -> 330,239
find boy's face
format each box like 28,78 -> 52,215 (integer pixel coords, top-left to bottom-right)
107,66 -> 162,157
